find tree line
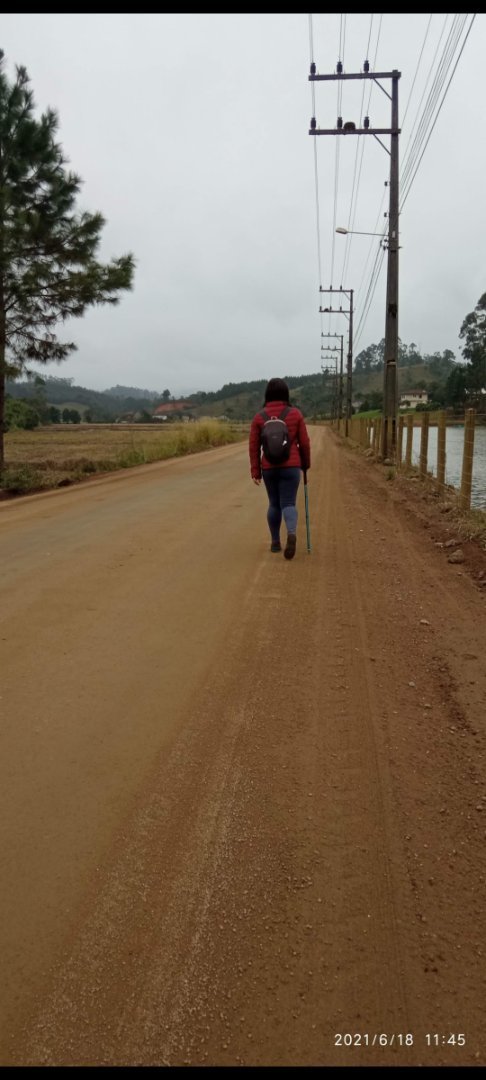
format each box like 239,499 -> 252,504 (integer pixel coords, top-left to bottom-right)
354,313 -> 486,414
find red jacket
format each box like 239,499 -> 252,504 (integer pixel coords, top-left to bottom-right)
249,400 -> 311,479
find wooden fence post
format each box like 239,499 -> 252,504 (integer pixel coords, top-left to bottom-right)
397,415 -> 404,468
460,409 -> 476,510
405,414 -> 413,468
419,412 -> 429,479
437,410 -> 446,490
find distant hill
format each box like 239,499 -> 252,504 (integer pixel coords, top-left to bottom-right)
5,376 -> 158,422
105,385 -> 161,400
186,359 -> 458,419
5,371 -> 333,422
5,345 -> 458,423
188,374 -> 335,421
354,362 -> 454,397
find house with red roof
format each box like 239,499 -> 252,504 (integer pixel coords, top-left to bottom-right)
153,400 -> 195,421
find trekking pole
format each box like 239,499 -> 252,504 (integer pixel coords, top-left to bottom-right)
303,470 -> 312,553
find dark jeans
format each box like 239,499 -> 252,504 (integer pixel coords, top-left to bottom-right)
262,467 -> 301,542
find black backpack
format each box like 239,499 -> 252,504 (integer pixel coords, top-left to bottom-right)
260,407 -> 292,465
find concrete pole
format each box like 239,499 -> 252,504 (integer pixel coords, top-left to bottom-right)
382,71 -> 400,460
345,291 -> 354,438
339,335 -> 344,420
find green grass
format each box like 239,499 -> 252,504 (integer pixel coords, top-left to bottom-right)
353,409 -> 382,419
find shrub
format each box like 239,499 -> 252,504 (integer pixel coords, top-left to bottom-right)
1,464 -> 44,493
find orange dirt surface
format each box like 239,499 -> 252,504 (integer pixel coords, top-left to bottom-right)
0,427 -> 485,1066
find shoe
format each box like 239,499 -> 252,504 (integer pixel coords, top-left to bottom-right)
284,533 -> 297,560
270,541 -> 282,553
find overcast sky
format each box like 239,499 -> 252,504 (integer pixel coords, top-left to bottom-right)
2,13 -> 484,395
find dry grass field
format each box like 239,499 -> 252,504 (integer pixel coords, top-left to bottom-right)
2,422 -> 247,495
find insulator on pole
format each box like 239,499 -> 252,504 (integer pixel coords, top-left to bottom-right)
310,62 -> 316,75
364,59 -> 370,72
337,116 -> 343,129
337,60 -> 343,74
310,117 -> 317,130
364,115 -> 370,129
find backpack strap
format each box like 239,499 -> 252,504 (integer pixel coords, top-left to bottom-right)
260,406 -> 291,422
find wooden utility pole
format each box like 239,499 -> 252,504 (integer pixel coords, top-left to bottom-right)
309,62 -> 401,459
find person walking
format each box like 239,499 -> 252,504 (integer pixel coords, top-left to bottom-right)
249,378 -> 311,560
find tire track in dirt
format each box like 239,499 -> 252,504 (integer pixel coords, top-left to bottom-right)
314,443 -> 411,1043
3,428 -> 486,1067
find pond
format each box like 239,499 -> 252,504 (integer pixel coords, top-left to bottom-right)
408,424 -> 486,509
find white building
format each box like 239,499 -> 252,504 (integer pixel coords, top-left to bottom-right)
400,389 -> 429,408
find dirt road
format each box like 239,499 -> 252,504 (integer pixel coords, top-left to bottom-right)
1,427 -> 485,1066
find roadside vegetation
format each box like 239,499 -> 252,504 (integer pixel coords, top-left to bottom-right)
1,422 -> 245,496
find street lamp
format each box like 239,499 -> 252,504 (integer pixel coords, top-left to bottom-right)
336,226 -> 385,237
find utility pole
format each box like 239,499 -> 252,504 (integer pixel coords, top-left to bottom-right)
322,332 -> 344,419
381,72 -> 400,459
330,358 -> 339,422
347,296 -> 354,432
319,287 -> 353,435
321,359 -> 339,420
309,61 -> 401,459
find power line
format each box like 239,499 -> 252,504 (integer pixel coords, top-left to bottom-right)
400,14 -> 462,191
401,13 -> 433,131
340,14 -> 383,289
328,14 -> 346,309
400,14 -> 476,209
308,13 -> 476,365
353,9 -> 430,348
309,14 -> 324,341
351,13 -> 475,351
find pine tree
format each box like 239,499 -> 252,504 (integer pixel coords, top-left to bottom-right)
0,52 -> 135,468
